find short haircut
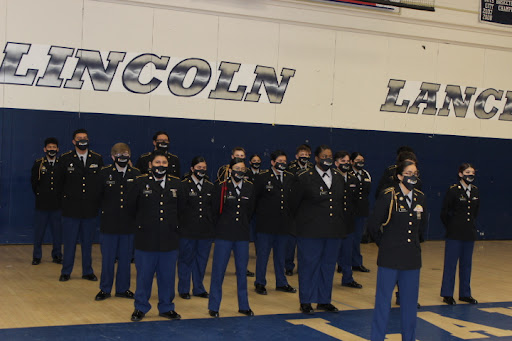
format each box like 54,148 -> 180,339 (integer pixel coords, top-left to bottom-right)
396,151 -> 418,164
458,163 -> 475,173
350,152 -> 363,161
314,145 -> 331,157
229,157 -> 245,168
150,149 -> 167,162
72,129 -> 87,139
111,143 -> 131,156
334,150 -> 350,161
44,137 -> 59,147
395,160 -> 417,179
232,147 -> 246,155
270,150 -> 287,161
191,156 -> 207,168
153,131 -> 169,141
396,145 -> 414,155
296,144 -> 311,154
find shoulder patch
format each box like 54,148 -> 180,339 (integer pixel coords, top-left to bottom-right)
332,168 -> 342,175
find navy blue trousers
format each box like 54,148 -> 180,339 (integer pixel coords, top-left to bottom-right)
208,239 -> 250,312
61,217 -> 96,276
297,237 -> 341,304
99,233 -> 134,294
337,232 -> 355,284
352,216 -> 367,267
371,266 -> 420,341
441,239 -> 474,297
255,233 -> 289,288
284,235 -> 296,272
33,209 -> 62,259
134,249 -> 178,314
177,238 -> 212,295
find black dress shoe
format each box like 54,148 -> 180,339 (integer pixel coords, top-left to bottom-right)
194,292 -> 209,298
59,274 -> 70,282
115,290 -> 134,299
179,293 -> 191,299
352,265 -> 370,273
52,256 -> 63,264
238,309 -> 254,316
285,270 -> 294,276
255,284 -> 267,295
131,309 -> 145,322
300,303 -> 314,314
276,285 -> 297,293
417,302 -> 421,309
159,311 -> 181,320
395,291 -> 400,305
443,296 -> 456,305
459,296 -> 478,304
82,274 -> 98,281
342,281 -> 363,289
316,303 -> 339,313
336,265 -> 342,273
95,290 -> 111,301
209,310 -> 219,318
32,258 -> 41,265
246,270 -> 255,277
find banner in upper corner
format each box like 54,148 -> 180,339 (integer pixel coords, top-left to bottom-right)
481,0 -> 512,26
311,0 -> 399,12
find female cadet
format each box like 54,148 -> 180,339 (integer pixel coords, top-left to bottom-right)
208,158 -> 255,317
368,160 -> 427,341
247,154 -> 263,183
440,163 -> 479,305
177,157 -> 215,300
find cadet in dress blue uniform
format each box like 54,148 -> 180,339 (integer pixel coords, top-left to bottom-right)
253,150 -> 297,295
95,143 -> 140,301
130,150 -> 181,322
135,131 -> 181,177
290,145 -> 347,314
440,163 -> 480,305
375,146 -> 416,198
30,137 -> 63,265
58,129 -> 103,282
177,156 -> 215,300
368,160 -> 427,341
208,158 -> 255,317
350,152 -> 372,273
246,154 -> 263,183
334,151 -> 362,289
285,144 -> 313,276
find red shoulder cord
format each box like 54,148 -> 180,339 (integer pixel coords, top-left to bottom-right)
219,181 -> 227,214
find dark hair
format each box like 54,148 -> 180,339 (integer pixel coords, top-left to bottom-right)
396,151 -> 418,164
314,145 -> 331,157
44,137 -> 59,147
150,149 -> 167,162
229,157 -> 245,168
191,156 -> 207,168
249,154 -> 261,162
396,146 -> 414,155
395,160 -> 417,180
153,131 -> 169,141
458,163 -> 475,173
270,150 -> 287,161
334,151 -> 350,161
232,146 -> 246,155
72,129 -> 87,139
296,144 -> 311,154
350,152 -> 363,161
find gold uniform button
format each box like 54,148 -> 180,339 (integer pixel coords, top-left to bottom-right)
120,192 -> 123,195
468,200 -> 471,203
82,183 -> 86,187
160,202 -> 163,205
329,206 -> 333,209
50,182 -> 53,185
120,205 -> 124,208
82,177 -> 86,180
199,215 -> 202,218
408,230 -> 412,234
120,199 -> 124,202
409,213 -> 413,217
161,194 -> 164,198
407,239 -> 411,242
281,195 -> 284,198
236,212 -> 239,215
236,218 -> 239,222
50,188 -> 54,190
199,208 -> 203,211
120,185 -> 124,188
160,210 -> 164,213
329,192 -> 332,195
238,199 -> 241,202
359,197 -> 362,200
237,205 -> 240,208
344,208 -> 347,211
199,196 -> 202,199
344,196 -> 347,199
467,212 -> 470,215
467,218 -> 470,221
83,189 -> 86,192
467,206 -> 470,209
329,213 -> 333,217
199,202 -> 202,205
409,222 -> 412,225
329,199 -> 333,202
160,218 -> 164,221
281,206 -> 284,209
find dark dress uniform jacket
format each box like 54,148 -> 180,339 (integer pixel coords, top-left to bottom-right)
440,183 -> 480,241
31,157 -> 62,210
246,168 -> 265,183
99,164 -> 140,234
254,169 -> 294,235
130,174 -> 181,252
135,151 -> 180,177
367,185 -> 427,270
58,150 -> 104,218
350,169 -> 372,217
178,178 -> 215,239
212,179 -> 255,241
290,168 -> 347,239
287,160 -> 313,176
341,172 -> 358,234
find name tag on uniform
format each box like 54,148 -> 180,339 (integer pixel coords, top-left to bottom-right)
90,164 -> 98,168
399,206 -> 408,213
459,196 -> 467,201
349,184 -> 356,188
320,191 -> 328,196
127,178 -> 134,182
170,188 -> 177,198
106,180 -> 115,185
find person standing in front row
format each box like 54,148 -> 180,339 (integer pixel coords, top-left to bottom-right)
440,163 -> 480,305
290,145 -> 346,314
208,158 -> 255,318
130,150 -> 181,322
177,156 -> 215,300
368,160 -> 427,341
30,137 -> 63,265
58,129 -> 103,282
95,143 -> 140,301
253,150 -> 297,296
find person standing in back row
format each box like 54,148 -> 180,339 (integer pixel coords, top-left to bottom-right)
136,131 -> 180,177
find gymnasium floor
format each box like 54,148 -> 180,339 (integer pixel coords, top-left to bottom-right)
1,241 -> 511,340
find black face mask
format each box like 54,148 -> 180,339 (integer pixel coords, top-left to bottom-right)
299,156 -> 309,165
232,170 -> 245,182
354,162 -> 365,170
46,150 -> 57,158
115,156 -> 130,168
338,163 -> 351,172
76,139 -> 89,151
318,158 -> 333,171
156,142 -> 169,151
462,174 -> 475,184
152,165 -> 167,178
402,175 -> 418,191
193,169 -> 206,179
275,162 -> 287,171
251,162 -> 261,169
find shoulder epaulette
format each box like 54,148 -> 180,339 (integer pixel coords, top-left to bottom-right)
245,179 -> 254,184
284,170 -> 293,175
168,175 -> 180,180
332,168 -> 342,175
136,174 -> 149,178
450,184 -> 459,189
101,165 -> 112,170
61,151 -> 72,156
131,166 -> 140,171
472,185 -> 478,189
140,152 -> 151,157
297,169 -> 310,177
260,169 -> 269,174
387,164 -> 397,170
383,187 -> 395,194
167,152 -> 178,158
90,150 -> 101,156
205,179 -> 213,185
181,178 -> 189,183
413,188 -> 424,195
36,157 -> 44,162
